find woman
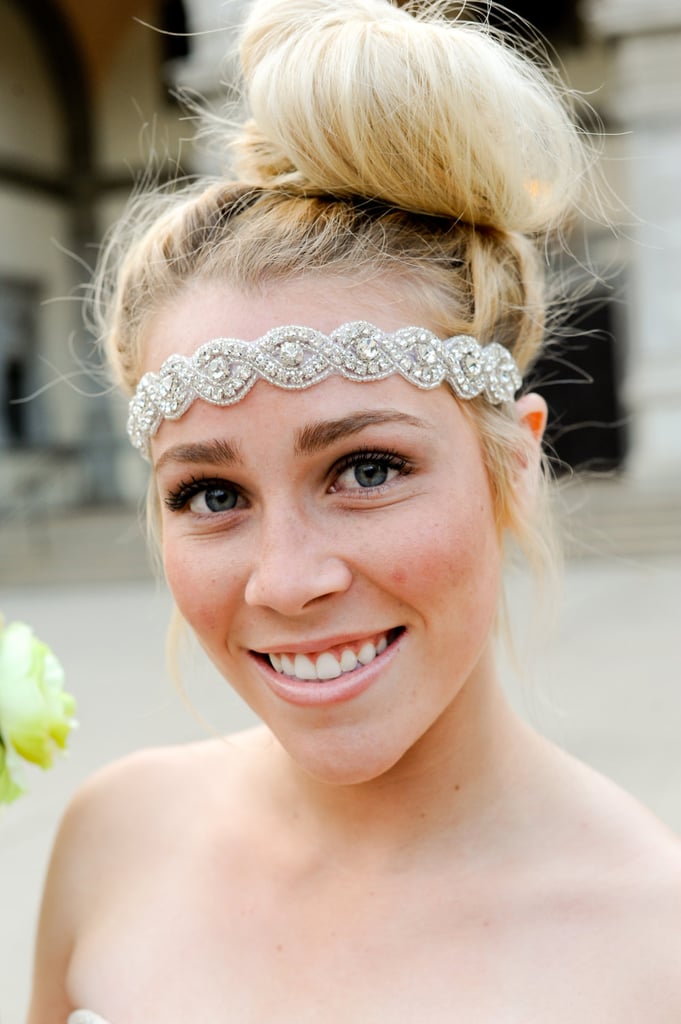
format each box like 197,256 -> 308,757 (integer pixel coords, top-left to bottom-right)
30,1 -> 681,1021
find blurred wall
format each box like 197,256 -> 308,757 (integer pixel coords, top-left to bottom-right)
0,0 -> 186,511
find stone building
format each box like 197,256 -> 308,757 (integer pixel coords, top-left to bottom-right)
1,0 -> 679,541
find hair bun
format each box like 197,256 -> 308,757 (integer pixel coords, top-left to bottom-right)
232,0 -> 587,234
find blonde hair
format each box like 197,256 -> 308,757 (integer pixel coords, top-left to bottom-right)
93,0 -> 595,573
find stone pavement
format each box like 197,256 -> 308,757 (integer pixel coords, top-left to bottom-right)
0,531 -> 679,1021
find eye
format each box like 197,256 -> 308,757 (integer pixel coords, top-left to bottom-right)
331,449 -> 410,492
189,484 -> 238,513
163,477 -> 242,514
344,459 -> 392,488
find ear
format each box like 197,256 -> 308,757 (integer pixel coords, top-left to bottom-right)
513,393 -> 548,513
516,392 -> 548,448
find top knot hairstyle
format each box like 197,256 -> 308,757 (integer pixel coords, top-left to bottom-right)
93,0 -> 597,567
235,0 -> 585,233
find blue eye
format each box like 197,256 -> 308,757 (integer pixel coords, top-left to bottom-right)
164,477 -> 241,514
332,449 -> 410,492
189,485 -> 238,513
352,460 -> 390,488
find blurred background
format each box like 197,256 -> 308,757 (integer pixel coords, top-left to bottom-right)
0,0 -> 680,1020
1,0 -> 681,561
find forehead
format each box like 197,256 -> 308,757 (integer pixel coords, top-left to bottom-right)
143,275 -> 436,374
143,274 -> 481,465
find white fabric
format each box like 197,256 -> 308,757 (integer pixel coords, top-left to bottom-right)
68,1012 -> 112,1024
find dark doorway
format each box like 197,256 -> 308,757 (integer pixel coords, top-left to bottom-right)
528,289 -> 629,474
0,277 -> 41,448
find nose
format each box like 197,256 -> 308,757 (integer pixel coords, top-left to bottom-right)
244,511 -> 353,615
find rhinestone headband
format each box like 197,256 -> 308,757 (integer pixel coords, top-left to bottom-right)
128,321 -> 522,458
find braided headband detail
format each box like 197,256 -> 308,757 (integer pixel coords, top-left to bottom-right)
128,320 -> 522,459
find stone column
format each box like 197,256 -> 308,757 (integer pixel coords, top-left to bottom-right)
584,0 -> 681,488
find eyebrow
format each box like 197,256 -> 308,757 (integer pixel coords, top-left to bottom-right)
154,409 -> 428,471
294,410 -> 428,455
155,438 -> 244,473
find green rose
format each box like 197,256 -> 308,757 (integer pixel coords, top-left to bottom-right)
0,618 -> 76,805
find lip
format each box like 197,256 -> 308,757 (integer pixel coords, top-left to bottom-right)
252,629 -> 393,659
251,628 -> 404,707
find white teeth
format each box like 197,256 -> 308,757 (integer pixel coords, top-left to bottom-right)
357,641 -> 377,665
267,632 -> 392,681
315,652 -> 342,680
340,649 -> 358,672
294,654 -> 317,680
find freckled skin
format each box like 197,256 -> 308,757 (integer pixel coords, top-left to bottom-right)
149,278 -> 503,786
158,374 -> 500,785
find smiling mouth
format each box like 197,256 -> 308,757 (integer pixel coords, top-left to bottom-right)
258,628 -> 403,682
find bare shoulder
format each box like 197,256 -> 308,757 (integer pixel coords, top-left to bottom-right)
62,726 -> 270,852
28,729 -> 269,1022
572,751 -> 681,868
46,725 -> 274,904
612,813 -> 681,1016
549,744 -> 681,884
547,747 -> 681,1006
609,786 -> 681,926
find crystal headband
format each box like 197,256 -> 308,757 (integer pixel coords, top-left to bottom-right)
127,320 -> 522,458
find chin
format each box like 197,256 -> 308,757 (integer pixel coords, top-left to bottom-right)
279,725 -> 414,788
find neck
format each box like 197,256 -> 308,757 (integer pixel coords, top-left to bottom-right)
268,652 -> 538,872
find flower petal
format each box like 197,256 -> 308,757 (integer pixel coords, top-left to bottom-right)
0,621 -> 76,771
0,742 -> 25,805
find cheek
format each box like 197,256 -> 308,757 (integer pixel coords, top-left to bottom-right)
390,566 -> 407,586
163,541 -> 225,636
385,497 -> 501,620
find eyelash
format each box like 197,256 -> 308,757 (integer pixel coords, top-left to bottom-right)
163,448 -> 412,513
163,475 -> 234,512
330,447 -> 411,487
